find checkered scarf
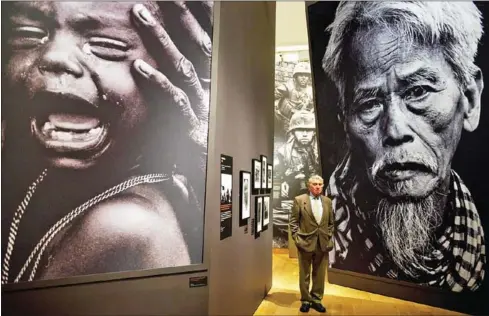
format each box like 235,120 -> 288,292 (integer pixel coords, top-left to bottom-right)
326,153 -> 486,292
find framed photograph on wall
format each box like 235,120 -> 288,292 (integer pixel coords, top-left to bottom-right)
267,164 -> 273,191
260,155 -> 267,193
252,159 -> 261,194
239,171 -> 251,221
255,196 -> 263,237
263,196 -> 270,229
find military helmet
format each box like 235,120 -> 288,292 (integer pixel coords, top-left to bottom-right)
288,111 -> 316,133
293,62 -> 311,76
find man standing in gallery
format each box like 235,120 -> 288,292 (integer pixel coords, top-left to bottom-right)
320,1 -> 486,292
290,175 -> 334,313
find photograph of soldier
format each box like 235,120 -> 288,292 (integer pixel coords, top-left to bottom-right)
274,61 -> 314,136
273,110 -> 320,248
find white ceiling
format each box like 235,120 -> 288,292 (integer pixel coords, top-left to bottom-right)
275,1 -> 309,49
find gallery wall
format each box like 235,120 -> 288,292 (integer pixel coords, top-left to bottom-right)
206,1 -> 275,315
306,1 -> 489,314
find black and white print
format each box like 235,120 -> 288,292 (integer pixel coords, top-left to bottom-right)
272,50 -> 320,248
1,1 -> 214,286
256,197 -> 263,234
267,164 -> 273,190
220,174 -> 232,204
307,1 -> 488,294
260,155 -> 267,191
252,159 -> 262,192
240,171 -> 251,220
263,196 -> 270,227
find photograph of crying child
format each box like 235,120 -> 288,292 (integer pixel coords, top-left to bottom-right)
1,1 -> 214,285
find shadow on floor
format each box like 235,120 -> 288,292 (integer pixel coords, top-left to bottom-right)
265,291 -> 300,308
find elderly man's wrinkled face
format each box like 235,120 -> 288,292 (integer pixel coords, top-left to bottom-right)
4,2 -> 157,169
294,129 -> 314,145
346,26 -> 482,199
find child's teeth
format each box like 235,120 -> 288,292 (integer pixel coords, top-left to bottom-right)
42,121 -> 55,132
89,127 -> 101,135
51,130 -> 73,141
45,126 -> 103,141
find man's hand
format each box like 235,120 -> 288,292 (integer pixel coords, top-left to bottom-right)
131,2 -> 213,165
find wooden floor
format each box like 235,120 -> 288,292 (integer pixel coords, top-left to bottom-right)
254,249 -> 465,315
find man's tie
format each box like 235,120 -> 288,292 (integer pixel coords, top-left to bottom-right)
312,197 -> 322,223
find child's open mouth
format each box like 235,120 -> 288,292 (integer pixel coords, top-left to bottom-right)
30,92 -> 109,153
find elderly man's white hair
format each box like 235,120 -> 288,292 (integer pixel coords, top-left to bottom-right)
322,1 -> 484,113
308,174 -> 324,184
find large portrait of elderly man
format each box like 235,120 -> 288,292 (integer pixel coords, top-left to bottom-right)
307,1 -> 488,294
1,1 -> 214,286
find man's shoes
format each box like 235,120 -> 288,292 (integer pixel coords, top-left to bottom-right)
311,302 -> 326,313
299,302 -> 310,313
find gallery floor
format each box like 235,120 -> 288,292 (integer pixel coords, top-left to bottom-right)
254,248 -> 465,315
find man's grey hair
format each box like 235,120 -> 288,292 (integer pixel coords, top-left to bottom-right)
322,1 -> 484,114
308,174 -> 324,184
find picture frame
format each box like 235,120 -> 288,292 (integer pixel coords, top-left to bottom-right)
252,159 -> 262,194
239,171 -> 251,224
255,196 -> 263,237
263,196 -> 270,228
260,155 -> 267,193
267,163 -> 273,191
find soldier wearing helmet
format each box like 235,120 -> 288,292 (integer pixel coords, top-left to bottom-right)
274,61 -> 314,134
273,111 -> 320,247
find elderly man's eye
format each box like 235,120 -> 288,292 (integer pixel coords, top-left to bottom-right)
355,100 -> 383,124
86,37 -> 130,61
8,26 -> 48,49
403,86 -> 431,101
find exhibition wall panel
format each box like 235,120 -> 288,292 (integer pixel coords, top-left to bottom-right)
306,1 -> 489,314
206,2 -> 275,315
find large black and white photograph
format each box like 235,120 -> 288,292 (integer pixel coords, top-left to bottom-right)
307,1 -> 488,295
272,48 -> 320,248
1,1 -> 214,286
